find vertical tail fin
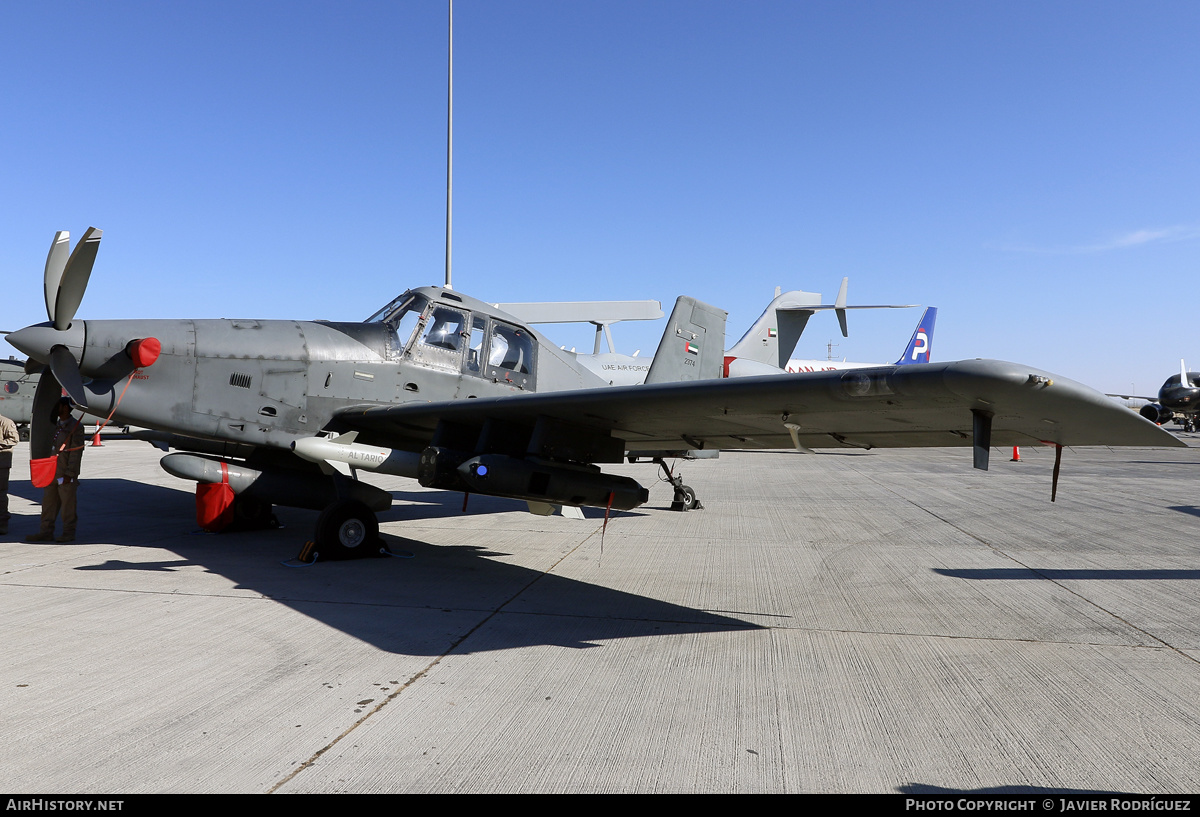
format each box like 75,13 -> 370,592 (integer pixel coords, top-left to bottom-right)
894,307 -> 937,365
727,282 -> 918,370
726,289 -> 822,369
644,296 -> 727,383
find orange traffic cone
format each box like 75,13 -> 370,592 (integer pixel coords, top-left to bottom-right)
1010,446 -> 1020,462
91,430 -> 102,447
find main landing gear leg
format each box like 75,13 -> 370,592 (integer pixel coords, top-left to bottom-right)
656,459 -> 702,512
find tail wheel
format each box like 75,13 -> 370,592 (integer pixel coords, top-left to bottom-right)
315,499 -> 379,559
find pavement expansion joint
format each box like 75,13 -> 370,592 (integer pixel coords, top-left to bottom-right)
852,465 -> 1200,667
762,621 -> 1187,653
268,522 -> 609,793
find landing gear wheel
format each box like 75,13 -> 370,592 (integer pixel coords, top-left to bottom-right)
314,499 -> 379,560
673,484 -> 701,511
656,459 -> 703,512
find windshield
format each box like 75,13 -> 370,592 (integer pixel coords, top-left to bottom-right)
366,293 -> 429,358
366,292 -> 418,323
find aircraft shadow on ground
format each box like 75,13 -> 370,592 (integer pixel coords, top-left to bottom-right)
1127,460 -> 1200,466
934,567 -> 1200,581
721,449 -> 872,457
10,477 -> 759,655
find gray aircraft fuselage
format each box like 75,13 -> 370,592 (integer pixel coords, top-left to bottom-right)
11,286 -> 607,452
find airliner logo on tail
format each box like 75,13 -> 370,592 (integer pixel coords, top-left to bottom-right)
894,307 -> 937,366
910,331 -> 928,360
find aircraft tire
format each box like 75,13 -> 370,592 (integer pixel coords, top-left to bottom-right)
315,499 -> 379,559
671,484 -> 699,511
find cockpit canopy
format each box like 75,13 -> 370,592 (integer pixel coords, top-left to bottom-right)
1163,372 -> 1200,389
368,290 -> 536,387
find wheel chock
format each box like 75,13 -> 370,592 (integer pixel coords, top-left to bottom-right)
296,540 -> 319,563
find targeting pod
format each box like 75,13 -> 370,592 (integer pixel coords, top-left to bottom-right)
459,452 -> 648,510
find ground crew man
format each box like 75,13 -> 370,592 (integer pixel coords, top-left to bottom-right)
0,411 -> 17,535
26,398 -> 84,543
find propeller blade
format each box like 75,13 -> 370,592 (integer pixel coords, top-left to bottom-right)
30,369 -> 62,460
24,358 -> 46,376
44,231 -> 70,325
48,345 -> 87,407
53,227 -> 102,331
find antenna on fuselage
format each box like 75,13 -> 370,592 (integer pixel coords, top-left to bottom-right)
444,0 -> 454,290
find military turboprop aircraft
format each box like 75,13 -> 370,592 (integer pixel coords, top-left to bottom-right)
0,358 -> 38,439
1116,361 -> 1200,432
8,228 -> 1183,557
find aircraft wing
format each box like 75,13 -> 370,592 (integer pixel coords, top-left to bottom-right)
329,359 -> 1182,455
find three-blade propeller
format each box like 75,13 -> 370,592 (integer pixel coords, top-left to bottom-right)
22,228 -> 103,456
18,227 -> 160,457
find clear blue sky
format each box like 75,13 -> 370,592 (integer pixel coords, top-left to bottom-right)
2,0 -> 1197,396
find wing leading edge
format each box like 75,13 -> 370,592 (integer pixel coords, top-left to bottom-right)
329,359 -> 1182,455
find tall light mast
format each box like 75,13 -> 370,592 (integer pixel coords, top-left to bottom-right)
444,0 -> 454,290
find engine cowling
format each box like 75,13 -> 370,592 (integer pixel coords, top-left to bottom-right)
1139,403 -> 1171,424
